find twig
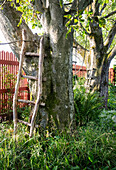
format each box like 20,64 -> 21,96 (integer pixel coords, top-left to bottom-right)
0,40 -> 35,45
0,0 -> 7,8
64,3 -> 72,6
103,10 -> 116,19
100,3 -> 107,16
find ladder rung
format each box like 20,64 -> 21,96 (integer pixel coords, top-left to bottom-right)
18,119 -> 39,128
18,99 -> 35,104
18,99 -> 45,106
40,102 -> 45,106
21,75 -> 38,80
86,76 -> 97,80
25,52 -> 39,57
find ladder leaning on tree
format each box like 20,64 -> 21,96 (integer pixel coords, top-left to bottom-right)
13,29 -> 44,137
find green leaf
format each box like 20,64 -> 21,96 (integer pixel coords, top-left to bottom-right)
74,19 -> 78,23
88,156 -> 93,162
98,0 -> 103,3
64,14 -> 72,19
16,0 -> 20,3
66,27 -> 72,38
71,166 -> 80,170
59,0 -> 63,8
17,16 -> 22,27
52,166 -> 58,170
112,2 -> 116,10
99,18 -> 106,28
88,11 -> 93,15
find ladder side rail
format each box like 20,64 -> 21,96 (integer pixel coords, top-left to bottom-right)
30,37 -> 44,137
13,29 -> 26,135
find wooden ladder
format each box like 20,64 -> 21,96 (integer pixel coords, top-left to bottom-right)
13,30 -> 44,137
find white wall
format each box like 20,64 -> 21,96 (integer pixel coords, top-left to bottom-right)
0,30 -> 12,52
0,29 -> 115,68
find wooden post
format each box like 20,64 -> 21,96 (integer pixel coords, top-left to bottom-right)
29,37 -> 44,137
13,29 -> 26,135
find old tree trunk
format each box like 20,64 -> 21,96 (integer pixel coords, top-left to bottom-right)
75,1 -> 116,108
0,1 -> 76,129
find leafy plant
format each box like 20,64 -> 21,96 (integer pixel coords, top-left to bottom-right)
73,77 -> 103,126
17,105 -> 31,122
108,83 -> 116,110
99,110 -> 116,130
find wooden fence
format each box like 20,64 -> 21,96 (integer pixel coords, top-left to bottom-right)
109,68 -> 116,85
0,51 -> 115,121
72,64 -> 87,78
72,64 -> 116,85
0,51 -> 30,121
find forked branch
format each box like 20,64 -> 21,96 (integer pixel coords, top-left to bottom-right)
104,21 -> 116,51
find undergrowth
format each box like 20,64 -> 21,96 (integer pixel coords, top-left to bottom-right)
0,121 -> 116,170
0,78 -> 115,169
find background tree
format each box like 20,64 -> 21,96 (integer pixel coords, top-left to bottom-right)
0,0 -> 93,129
72,0 -> 116,108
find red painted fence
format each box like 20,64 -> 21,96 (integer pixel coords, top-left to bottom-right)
109,68 -> 116,85
0,51 -> 30,121
72,64 -> 115,85
0,51 -> 115,121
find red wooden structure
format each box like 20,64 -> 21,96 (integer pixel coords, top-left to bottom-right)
109,68 -> 116,85
0,51 -> 115,121
72,64 -> 87,78
72,64 -> 115,85
0,51 -> 30,121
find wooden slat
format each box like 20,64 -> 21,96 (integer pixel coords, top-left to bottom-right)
86,76 -> 97,80
25,52 -> 39,57
13,29 -> 26,135
40,102 -> 45,106
18,119 -> 39,128
0,50 -> 30,115
21,75 -> 37,80
17,99 -> 45,106
0,87 -> 29,94
0,60 -> 19,65
30,37 -> 44,137
18,99 -> 35,104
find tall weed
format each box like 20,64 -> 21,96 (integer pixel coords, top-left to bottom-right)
0,122 -> 115,169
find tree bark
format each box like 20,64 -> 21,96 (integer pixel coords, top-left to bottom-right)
39,1 -> 74,129
0,1 -> 75,129
74,1 -> 116,108
84,2 -> 116,108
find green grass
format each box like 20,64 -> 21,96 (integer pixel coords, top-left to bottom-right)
0,121 -> 116,170
0,80 -> 116,170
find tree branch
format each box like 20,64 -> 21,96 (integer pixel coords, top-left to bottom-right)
34,0 -> 44,13
104,21 -> 116,51
107,46 -> 116,65
0,0 -> 7,8
0,40 -> 34,45
70,0 -> 93,14
70,0 -> 78,12
64,3 -> 72,6
103,10 -> 116,19
100,3 -> 107,15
